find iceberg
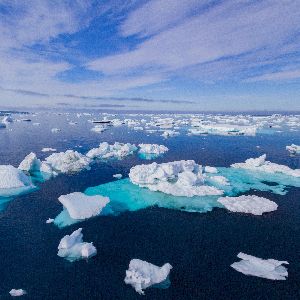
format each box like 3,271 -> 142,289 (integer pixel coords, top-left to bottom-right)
57,228 -> 97,262
0,165 -> 35,197
86,142 -> 137,160
231,252 -> 288,280
9,289 -> 26,297
41,148 -> 57,152
231,154 -> 300,177
286,144 -> 300,155
124,259 -> 172,295
129,160 -> 223,197
44,150 -> 91,174
18,152 -> 42,173
57,192 -> 110,220
218,195 -> 278,215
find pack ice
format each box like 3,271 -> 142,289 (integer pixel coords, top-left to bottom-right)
231,252 -> 288,280
124,259 -> 172,295
218,195 -> 278,215
129,160 -> 223,197
57,228 -> 97,262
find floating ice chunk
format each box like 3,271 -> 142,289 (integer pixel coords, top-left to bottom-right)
138,144 -> 169,155
9,289 -> 26,297
161,130 -> 179,138
129,161 -> 223,197
0,165 -> 33,190
124,259 -> 172,295
2,115 -> 13,124
58,192 -> 110,220
286,144 -> 300,155
205,166 -> 218,173
91,125 -> 106,133
44,150 -> 91,174
231,252 -> 288,280
46,218 -> 54,224
57,228 -> 97,262
41,148 -> 57,152
113,174 -> 123,179
190,124 -> 258,136
18,152 -> 41,173
86,142 -> 137,160
51,128 -> 61,133
232,154 -> 300,177
218,195 -> 278,215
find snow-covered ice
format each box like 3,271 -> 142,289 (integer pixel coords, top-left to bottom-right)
18,152 -> 42,173
138,144 -> 168,155
129,160 -> 223,197
218,195 -> 278,215
113,174 -> 123,179
57,228 -> 97,262
86,142 -> 137,160
286,144 -> 300,155
58,192 -> 110,220
124,259 -> 172,295
41,148 -> 57,152
46,218 -> 54,224
232,154 -> 300,177
231,252 -> 288,280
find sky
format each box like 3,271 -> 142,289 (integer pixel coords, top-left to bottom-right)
0,0 -> 300,111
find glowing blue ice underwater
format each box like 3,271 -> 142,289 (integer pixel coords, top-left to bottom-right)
54,167 -> 300,228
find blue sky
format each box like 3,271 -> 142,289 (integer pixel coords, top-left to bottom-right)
0,0 -> 300,111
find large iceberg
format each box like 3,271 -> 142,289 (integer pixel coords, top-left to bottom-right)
124,259 -> 172,295
218,195 -> 278,215
231,252 -> 288,280
129,160 -> 223,197
86,142 -> 137,160
58,192 -> 109,220
57,228 -> 97,262
231,154 -> 300,177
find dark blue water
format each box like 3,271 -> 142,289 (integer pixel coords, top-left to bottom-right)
0,112 -> 299,299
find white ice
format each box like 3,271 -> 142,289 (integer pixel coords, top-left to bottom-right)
57,228 -> 97,262
231,252 -> 288,280
124,259 -> 172,295
58,192 -> 110,220
41,148 -> 57,152
18,152 -> 41,173
218,195 -> 278,215
286,144 -> 300,154
138,144 -> 169,155
0,165 -> 33,190
232,154 -> 300,177
113,174 -> 123,179
129,160 -> 223,197
9,289 -> 26,297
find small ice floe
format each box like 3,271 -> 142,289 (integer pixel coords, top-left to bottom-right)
232,154 -> 300,177
113,174 -> 123,179
189,124 -> 258,136
138,144 -> 169,155
18,152 -> 42,173
286,144 -> 300,155
161,130 -> 179,138
218,195 -> 278,215
41,148 -> 57,152
51,128 -> 61,133
91,125 -> 106,133
68,121 -> 77,125
9,289 -> 26,297
231,252 -> 288,280
124,259 -> 173,295
57,192 -> 110,220
86,142 -> 137,160
43,150 -> 91,174
129,160 -> 223,197
57,228 -> 97,262
46,218 -> 54,224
